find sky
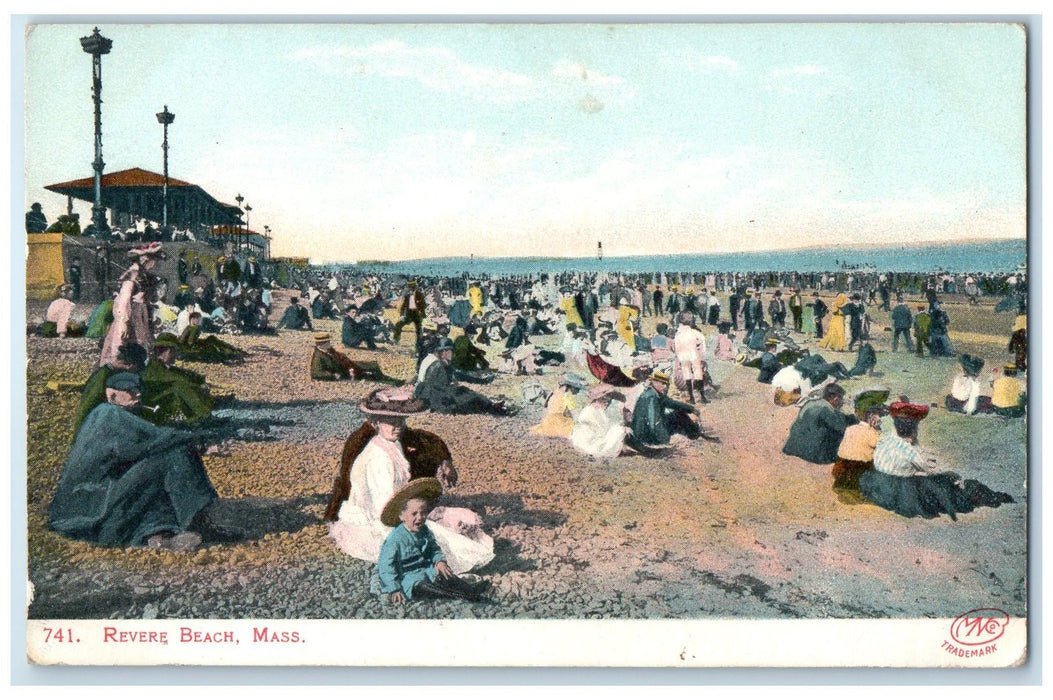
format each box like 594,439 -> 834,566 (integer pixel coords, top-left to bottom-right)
21,21 -> 1027,263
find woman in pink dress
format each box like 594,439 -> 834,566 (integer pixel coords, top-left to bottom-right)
99,242 -> 165,367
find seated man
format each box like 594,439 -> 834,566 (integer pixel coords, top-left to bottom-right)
278,296 -> 314,331
341,305 -> 378,350
140,333 -> 215,424
48,371 -> 233,550
178,312 -> 248,363
414,338 -> 512,415
782,383 -> 860,465
626,369 -> 718,453
310,333 -> 401,384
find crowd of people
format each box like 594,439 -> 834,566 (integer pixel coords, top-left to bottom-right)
35,245 -> 1028,606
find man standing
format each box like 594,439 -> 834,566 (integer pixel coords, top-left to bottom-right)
768,290 -> 787,330
890,294 -> 913,352
26,203 -> 48,233
394,280 -> 426,343
67,257 -> 82,302
788,288 -> 804,332
913,305 -> 931,358
811,292 -> 828,339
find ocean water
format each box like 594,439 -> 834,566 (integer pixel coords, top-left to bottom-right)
354,239 -> 1027,277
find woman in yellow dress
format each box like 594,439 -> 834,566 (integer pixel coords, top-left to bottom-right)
560,289 -> 585,328
467,283 -> 485,318
818,293 -> 849,352
531,374 -> 588,438
615,305 -> 640,351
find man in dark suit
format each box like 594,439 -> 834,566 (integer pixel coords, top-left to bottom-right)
393,280 -> 426,343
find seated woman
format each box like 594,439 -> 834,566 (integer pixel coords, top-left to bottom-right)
531,373 -> 588,438
325,387 -> 494,574
858,402 -> 1013,520
713,321 -> 737,362
570,384 -> 628,461
832,404 -> 886,502
945,354 -> 994,415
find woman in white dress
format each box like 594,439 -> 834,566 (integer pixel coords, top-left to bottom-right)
327,387 -> 494,574
570,384 -> 628,461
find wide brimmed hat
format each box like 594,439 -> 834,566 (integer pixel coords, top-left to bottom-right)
959,354 -> 985,377
314,332 -> 331,344
1004,364 -> 1018,376
380,478 -> 443,527
889,401 -> 929,422
651,369 -> 671,384
360,386 -> 428,417
128,241 -> 165,259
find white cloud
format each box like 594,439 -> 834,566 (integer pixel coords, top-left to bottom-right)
291,41 -> 633,106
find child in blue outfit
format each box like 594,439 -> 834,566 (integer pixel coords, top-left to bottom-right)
378,478 -> 490,604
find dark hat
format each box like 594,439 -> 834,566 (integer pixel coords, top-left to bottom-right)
116,343 -> 148,368
380,478 -> 443,528
678,311 -> 694,325
889,401 -> 929,422
717,321 -> 732,333
105,371 -> 142,394
360,386 -> 428,417
289,296 -> 299,303
959,354 -> 985,377
434,337 -> 454,352
774,290 -> 782,296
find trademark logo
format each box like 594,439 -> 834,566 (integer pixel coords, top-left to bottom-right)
941,608 -> 1009,658
950,608 -> 1009,646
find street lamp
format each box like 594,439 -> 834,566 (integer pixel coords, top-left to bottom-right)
264,225 -> 271,261
80,27 -> 113,234
234,193 -> 244,250
244,204 -> 252,250
155,105 -> 175,232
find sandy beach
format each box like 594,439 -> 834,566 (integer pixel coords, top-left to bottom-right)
24,293 -> 1027,621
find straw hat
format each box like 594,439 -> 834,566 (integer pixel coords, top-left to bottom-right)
651,369 -> 671,384
314,333 -> 331,344
379,478 -> 443,528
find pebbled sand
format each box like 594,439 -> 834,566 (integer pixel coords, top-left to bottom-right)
23,295 -> 1027,620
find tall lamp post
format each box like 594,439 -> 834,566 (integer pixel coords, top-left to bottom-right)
264,225 -> 271,261
244,204 -> 252,253
155,105 -> 175,233
80,27 -> 113,234
234,193 -> 244,252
